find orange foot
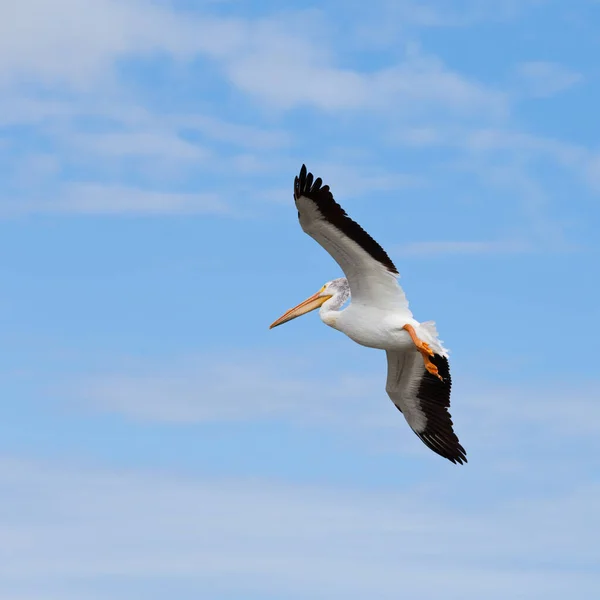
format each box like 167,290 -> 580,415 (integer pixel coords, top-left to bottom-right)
423,356 -> 442,381
418,340 -> 434,357
402,324 -> 444,382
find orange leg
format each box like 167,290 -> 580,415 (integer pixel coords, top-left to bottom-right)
402,324 -> 443,381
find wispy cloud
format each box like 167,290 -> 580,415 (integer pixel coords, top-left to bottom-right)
0,1 -> 505,116
69,353 -> 385,427
0,456 -> 597,599
392,125 -> 590,170
226,44 -> 507,114
352,0 -> 549,48
173,114 -> 291,150
0,0 -> 244,89
0,5 -> 598,599
515,61 -> 583,98
66,351 -> 600,462
50,183 -> 231,216
69,131 -> 211,161
388,122 -> 599,250
2,0 -> 577,226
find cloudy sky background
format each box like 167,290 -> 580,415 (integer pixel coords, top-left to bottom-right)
1,0 -> 599,598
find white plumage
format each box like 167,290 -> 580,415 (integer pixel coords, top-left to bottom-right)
295,194 -> 410,311
270,165 -> 466,464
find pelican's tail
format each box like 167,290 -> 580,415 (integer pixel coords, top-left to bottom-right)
419,320 -> 449,358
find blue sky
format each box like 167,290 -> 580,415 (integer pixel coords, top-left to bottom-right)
1,0 -> 599,597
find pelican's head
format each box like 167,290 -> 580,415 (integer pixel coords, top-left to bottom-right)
269,279 -> 346,329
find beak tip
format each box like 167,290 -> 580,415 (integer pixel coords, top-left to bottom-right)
269,290 -> 326,332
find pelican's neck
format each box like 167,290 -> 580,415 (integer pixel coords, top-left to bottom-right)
319,286 -> 350,329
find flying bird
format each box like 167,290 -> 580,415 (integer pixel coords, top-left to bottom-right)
270,165 -> 467,464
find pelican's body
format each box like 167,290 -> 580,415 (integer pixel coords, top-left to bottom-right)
320,294 -> 417,350
270,165 -> 466,464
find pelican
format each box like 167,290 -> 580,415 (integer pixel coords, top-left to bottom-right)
270,165 -> 467,464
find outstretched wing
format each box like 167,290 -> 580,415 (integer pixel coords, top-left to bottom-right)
294,164 -> 411,314
385,349 -> 467,464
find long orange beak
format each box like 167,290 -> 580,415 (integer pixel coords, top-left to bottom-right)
269,288 -> 332,329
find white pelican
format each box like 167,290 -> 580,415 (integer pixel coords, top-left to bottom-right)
270,165 -> 467,464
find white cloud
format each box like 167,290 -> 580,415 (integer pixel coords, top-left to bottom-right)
0,456 -> 597,599
393,124 -> 586,166
0,0 -> 506,116
226,42 -> 506,114
6,1 -> 500,218
174,114 -> 291,150
70,353 -> 386,426
0,95 -> 290,154
459,381 -> 600,437
69,131 -> 210,161
0,0 -> 594,230
392,125 -> 446,146
465,128 -> 585,167
515,61 -> 582,97
392,124 -> 600,198
353,0 -> 549,49
386,124 -> 585,252
51,183 -> 231,216
585,155 -> 600,190
0,0 -> 245,89
66,351 -> 600,462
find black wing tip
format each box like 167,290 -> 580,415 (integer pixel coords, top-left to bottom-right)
293,164 -> 399,275
447,444 -> 468,465
295,164 -> 325,201
416,354 -> 468,465
417,431 -> 468,465
449,449 -> 468,465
